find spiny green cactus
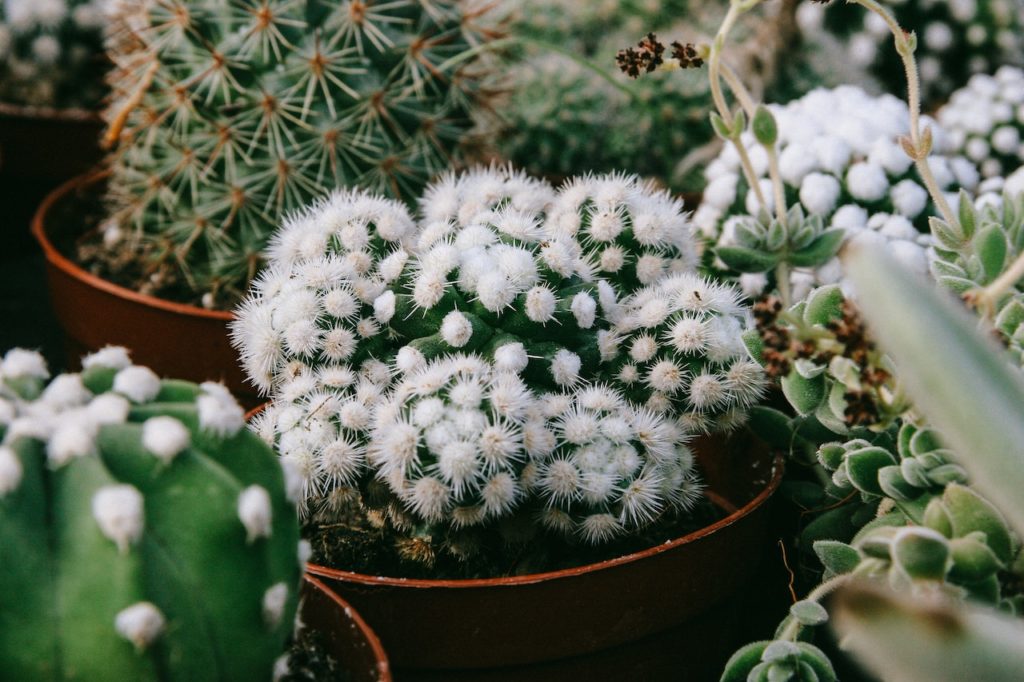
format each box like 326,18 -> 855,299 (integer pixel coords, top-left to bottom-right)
96,0 -> 501,308
0,346 -> 301,682
0,0 -> 107,108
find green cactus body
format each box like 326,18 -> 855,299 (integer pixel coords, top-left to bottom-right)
0,347 -> 301,682
0,0 -> 108,108
99,0 -> 499,307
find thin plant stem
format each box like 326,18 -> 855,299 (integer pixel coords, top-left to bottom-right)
847,0 -> 957,228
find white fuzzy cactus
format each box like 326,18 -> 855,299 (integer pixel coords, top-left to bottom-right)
231,189 -> 415,395
940,67 -> 1024,180
368,354 -> 535,528
697,86 -> 980,300
606,273 -> 767,434
532,384 -> 701,543
546,172 -> 700,291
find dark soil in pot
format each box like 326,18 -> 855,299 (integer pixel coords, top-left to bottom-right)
308,431 -> 784,678
32,173 -> 261,406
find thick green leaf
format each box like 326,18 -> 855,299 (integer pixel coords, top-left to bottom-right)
831,583 -> 1024,682
974,226 -> 1008,283
747,406 -> 794,450
891,527 -> 950,580
789,230 -> 844,267
790,600 -> 829,626
813,540 -> 861,575
716,245 -> 779,272
845,446 -> 897,497
803,285 -> 845,326
782,373 -> 826,416
845,246 -> 1024,535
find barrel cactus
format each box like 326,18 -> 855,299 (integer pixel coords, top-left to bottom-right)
0,347 -> 301,681
939,67 -> 1024,180
0,0 -> 107,108
96,0 -> 501,308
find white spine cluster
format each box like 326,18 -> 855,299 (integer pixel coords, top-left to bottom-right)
698,85 -> 979,300
92,483 -> 145,553
233,189 -> 415,395
611,273 -> 766,433
940,67 -> 1024,179
532,385 -> 701,543
368,355 -> 534,525
546,172 -> 699,288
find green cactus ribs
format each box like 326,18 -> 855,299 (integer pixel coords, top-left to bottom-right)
0,346 -> 302,682
89,0 -> 502,309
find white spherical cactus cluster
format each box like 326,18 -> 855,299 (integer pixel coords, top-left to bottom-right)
368,354 -> 535,528
232,190 -> 416,394
940,67 -> 1024,179
697,86 -> 980,299
0,0 -> 107,108
0,346 -> 301,680
546,172 -> 700,290
604,273 -> 768,434
532,385 -> 702,543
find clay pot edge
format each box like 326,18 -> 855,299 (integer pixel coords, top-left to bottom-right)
307,452 -> 784,589
31,171 -> 233,322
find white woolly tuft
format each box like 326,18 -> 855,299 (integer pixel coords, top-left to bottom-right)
92,484 -> 145,552
262,582 -> 289,629
81,346 -> 132,371
550,350 -> 582,386
2,348 -> 49,380
197,385 -> 245,438
113,365 -> 161,404
40,374 -> 91,409
115,602 -> 165,651
440,311 -> 474,348
86,393 -> 131,425
493,342 -> 529,373
238,485 -> 274,543
142,416 -> 190,463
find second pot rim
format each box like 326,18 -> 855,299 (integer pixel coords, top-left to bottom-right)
31,170 -> 234,322
307,451 -> 783,590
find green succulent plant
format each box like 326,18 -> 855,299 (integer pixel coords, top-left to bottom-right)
0,346 -> 302,681
96,0 -> 501,308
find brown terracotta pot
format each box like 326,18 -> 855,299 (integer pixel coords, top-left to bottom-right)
300,575 -> 392,682
0,103 -> 103,249
308,432 -> 783,679
31,172 -> 260,406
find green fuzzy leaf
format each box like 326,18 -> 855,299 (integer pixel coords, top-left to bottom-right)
845,246 -> 1024,537
958,189 -> 978,241
752,104 -> 778,146
817,443 -> 846,471
721,641 -> 770,682
789,230 -> 844,267
716,245 -> 779,272
831,583 -> 1024,682
845,446 -> 897,497
813,540 -> 861,575
803,285 -> 845,327
994,298 -> 1024,336
782,373 -> 826,416
943,484 -> 1013,564
891,527 -> 950,580
878,465 -> 918,501
747,406 -> 794,450
974,226 -> 1008,283
924,498 -> 954,537
710,111 -> 732,140
743,328 -> 765,363
790,600 -> 829,626
801,506 -> 860,548
949,536 -> 1003,583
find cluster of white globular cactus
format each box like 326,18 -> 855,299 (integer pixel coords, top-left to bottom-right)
605,273 -> 768,435
0,0 -> 107,108
233,167 -> 763,548
940,67 -> 1024,180
695,86 -> 981,300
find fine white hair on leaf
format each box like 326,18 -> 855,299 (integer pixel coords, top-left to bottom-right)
142,416 -> 191,463
92,484 -> 145,553
113,365 -> 162,404
115,602 -> 165,651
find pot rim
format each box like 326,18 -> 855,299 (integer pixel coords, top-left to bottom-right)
0,100 -> 101,123
31,171 -> 233,322
307,451 -> 783,589
303,574 -> 393,681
